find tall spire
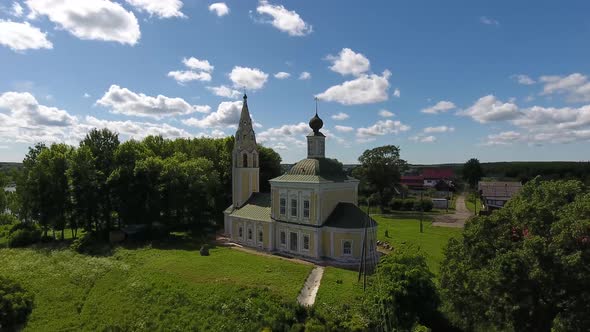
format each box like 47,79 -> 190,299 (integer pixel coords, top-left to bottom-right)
235,93 -> 256,150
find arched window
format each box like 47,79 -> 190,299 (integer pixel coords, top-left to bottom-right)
248,228 -> 253,240
238,227 -> 243,238
343,241 -> 352,255
243,153 -> 248,167
258,230 -> 263,243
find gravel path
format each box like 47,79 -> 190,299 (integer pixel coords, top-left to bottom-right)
432,195 -> 473,228
297,266 -> 325,307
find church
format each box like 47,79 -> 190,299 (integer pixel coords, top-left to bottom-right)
224,94 -> 377,265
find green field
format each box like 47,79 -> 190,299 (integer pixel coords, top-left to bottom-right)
0,245 -> 312,331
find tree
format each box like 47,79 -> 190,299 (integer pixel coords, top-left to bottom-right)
67,146 -> 99,236
355,145 -> 407,211
462,158 -> 484,189
365,247 -> 440,330
0,275 -> 34,330
258,145 -> 282,193
0,173 -> 7,213
440,177 -> 590,331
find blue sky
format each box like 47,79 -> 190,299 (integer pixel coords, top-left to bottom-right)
1,0 -> 590,164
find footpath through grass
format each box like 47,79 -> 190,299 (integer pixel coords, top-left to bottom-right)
0,245 -> 312,331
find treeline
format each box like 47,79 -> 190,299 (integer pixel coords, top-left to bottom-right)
6,129 -> 281,241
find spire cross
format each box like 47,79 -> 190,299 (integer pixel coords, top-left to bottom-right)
314,97 -> 319,115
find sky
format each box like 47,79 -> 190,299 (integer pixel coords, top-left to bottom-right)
1,0 -> 590,164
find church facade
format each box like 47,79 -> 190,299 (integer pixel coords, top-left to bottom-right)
224,95 -> 377,265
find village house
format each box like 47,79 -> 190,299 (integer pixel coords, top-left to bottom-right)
223,95 -> 377,265
478,181 -> 523,210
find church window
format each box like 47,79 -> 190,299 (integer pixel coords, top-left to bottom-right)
280,198 -> 286,215
290,232 -> 298,251
258,230 -> 263,243
248,228 -> 253,240
343,241 -> 352,255
291,199 -> 297,217
243,153 -> 248,167
280,231 -> 286,246
303,234 -> 310,250
238,226 -> 243,239
303,200 -> 310,218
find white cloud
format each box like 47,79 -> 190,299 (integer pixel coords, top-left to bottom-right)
182,57 -> 214,72
484,131 -> 523,145
11,2 -> 24,17
207,85 -> 241,99
209,2 -> 229,17
0,20 -> 52,51
274,71 -> 290,79
423,125 -> 455,134
326,48 -> 370,77
182,101 -> 242,128
229,66 -> 268,90
511,74 -> 535,85
257,122 -> 308,148
96,85 -> 210,119
83,93 -> 91,98
480,16 -> 499,26
0,91 -> 76,127
356,119 -> 410,139
168,57 -> 214,84
125,0 -> 184,18
459,95 -> 521,123
26,0 -> 141,45
256,0 -> 312,36
393,88 -> 400,98
299,71 -> 311,80
421,100 -> 455,114
410,135 -> 436,143
316,70 -> 391,105
331,112 -> 349,120
85,116 -> 191,139
378,110 -> 394,118
334,125 -> 354,133
539,73 -> 590,102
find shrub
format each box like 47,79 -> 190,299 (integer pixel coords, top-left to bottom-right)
390,198 -> 404,210
7,224 -> 41,248
70,232 -> 95,254
402,199 -> 416,211
413,199 -> 434,212
0,275 -> 34,330
0,213 -> 18,226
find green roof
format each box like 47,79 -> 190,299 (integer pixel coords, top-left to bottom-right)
229,193 -> 271,222
323,203 -> 377,229
271,157 -> 352,183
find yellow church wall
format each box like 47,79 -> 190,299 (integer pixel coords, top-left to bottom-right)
333,231 -> 363,258
321,231 -> 331,257
310,192 -> 317,224
272,188 -> 279,218
320,188 -> 356,223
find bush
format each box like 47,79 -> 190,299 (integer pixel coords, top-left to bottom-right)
70,232 -> 95,254
413,199 -> 434,212
0,213 -> 19,226
403,199 -> 416,211
0,275 -> 34,330
7,224 -> 41,248
390,198 -> 404,210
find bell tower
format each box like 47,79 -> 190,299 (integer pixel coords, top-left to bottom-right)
307,99 -> 325,159
232,94 -> 259,208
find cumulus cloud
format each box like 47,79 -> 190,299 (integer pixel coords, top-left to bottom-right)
168,57 -> 213,84
96,85 -> 210,119
459,95 -> 521,123
11,2 -> 24,17
480,16 -> 499,25
0,91 -> 75,127
421,100 -> 456,114
539,73 -> 590,102
85,116 -> 192,139
316,70 -> 391,105
207,85 -> 241,99
125,0 -> 185,18
182,101 -> 242,128
229,66 -> 268,90
274,71 -> 290,79
378,110 -> 394,118
209,2 -> 229,16
0,20 -> 52,51
257,122 -> 308,148
484,131 -> 523,145
409,135 -> 436,143
326,48 -> 370,77
423,125 -> 455,134
334,125 -> 354,133
256,0 -> 312,36
356,119 -> 410,139
393,88 -> 400,98
299,71 -> 311,80
26,0 -> 141,45
331,112 -> 349,120
512,74 -> 535,85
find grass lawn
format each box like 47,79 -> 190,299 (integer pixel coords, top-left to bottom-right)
465,197 -> 482,213
0,244 -> 312,331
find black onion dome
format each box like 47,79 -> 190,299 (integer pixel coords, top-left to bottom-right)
309,113 -> 323,134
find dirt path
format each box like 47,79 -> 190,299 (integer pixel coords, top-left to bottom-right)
297,266 -> 325,307
432,195 -> 473,228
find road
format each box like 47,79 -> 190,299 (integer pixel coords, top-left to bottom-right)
432,195 -> 473,228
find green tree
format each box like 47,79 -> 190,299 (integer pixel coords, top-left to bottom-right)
0,275 -> 34,330
462,158 -> 484,189
365,247 -> 440,330
0,173 -> 7,213
354,145 -> 407,211
16,143 -> 47,223
440,177 -> 590,331
67,146 -> 99,235
258,144 -> 282,192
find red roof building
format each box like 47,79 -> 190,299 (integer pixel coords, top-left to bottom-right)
401,175 -> 424,189
422,168 -> 454,179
